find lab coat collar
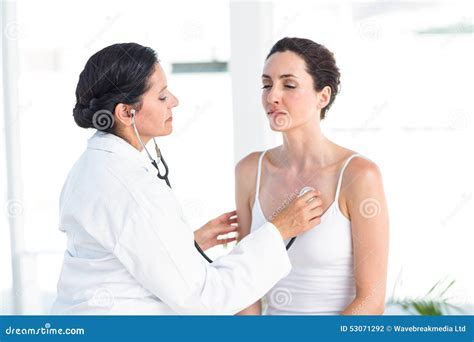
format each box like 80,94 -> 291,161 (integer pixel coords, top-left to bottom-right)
87,131 -> 153,172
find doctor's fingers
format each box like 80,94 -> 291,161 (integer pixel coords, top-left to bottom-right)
216,236 -> 238,245
216,210 -> 238,221
310,205 -> 324,217
297,192 -> 321,208
299,189 -> 321,202
214,223 -> 239,234
226,217 -> 239,225
307,197 -> 323,211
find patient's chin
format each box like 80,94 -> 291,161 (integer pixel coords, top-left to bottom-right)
268,113 -> 293,131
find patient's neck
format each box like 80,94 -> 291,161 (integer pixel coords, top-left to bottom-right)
280,120 -> 333,171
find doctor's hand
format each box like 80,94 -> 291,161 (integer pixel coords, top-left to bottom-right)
270,190 -> 323,240
194,210 -> 239,251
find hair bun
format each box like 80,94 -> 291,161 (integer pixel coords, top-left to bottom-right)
73,101 -> 115,131
88,97 -> 100,111
72,103 -> 94,129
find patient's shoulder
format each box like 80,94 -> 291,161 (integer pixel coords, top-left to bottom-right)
342,156 -> 383,199
344,156 -> 381,182
235,151 -> 262,176
235,151 -> 263,192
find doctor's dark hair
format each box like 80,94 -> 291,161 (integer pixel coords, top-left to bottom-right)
266,37 -> 340,120
73,43 -> 158,132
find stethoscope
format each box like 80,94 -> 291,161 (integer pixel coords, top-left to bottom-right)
130,109 -> 213,263
130,109 -> 307,261
283,186 -> 314,251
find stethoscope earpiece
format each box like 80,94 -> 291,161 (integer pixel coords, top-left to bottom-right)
130,108 -> 170,187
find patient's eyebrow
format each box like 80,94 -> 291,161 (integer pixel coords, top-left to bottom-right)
261,73 -> 298,79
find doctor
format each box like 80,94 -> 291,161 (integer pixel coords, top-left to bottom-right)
52,43 -> 323,315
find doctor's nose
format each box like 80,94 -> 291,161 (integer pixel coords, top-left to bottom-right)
169,91 -> 179,108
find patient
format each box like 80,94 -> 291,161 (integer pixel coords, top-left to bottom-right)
235,37 -> 389,315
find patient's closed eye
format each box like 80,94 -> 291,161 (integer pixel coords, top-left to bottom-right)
261,84 -> 296,89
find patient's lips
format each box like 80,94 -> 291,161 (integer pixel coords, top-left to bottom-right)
267,106 -> 287,115
267,108 -> 292,130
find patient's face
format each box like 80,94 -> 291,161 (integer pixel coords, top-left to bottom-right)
261,51 -> 320,131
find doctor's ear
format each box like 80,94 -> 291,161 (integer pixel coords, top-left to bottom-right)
114,103 -> 135,126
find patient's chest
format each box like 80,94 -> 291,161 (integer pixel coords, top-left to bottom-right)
255,163 -> 341,221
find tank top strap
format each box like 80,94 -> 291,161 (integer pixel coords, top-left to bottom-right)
334,154 -> 361,203
254,151 -> 267,202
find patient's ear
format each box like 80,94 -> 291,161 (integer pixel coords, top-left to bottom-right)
317,86 -> 332,110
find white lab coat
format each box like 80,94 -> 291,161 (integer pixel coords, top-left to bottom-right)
51,131 -> 291,315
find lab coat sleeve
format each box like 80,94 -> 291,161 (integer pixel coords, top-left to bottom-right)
112,177 -> 291,315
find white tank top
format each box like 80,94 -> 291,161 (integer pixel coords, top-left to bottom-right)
250,151 -> 361,315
